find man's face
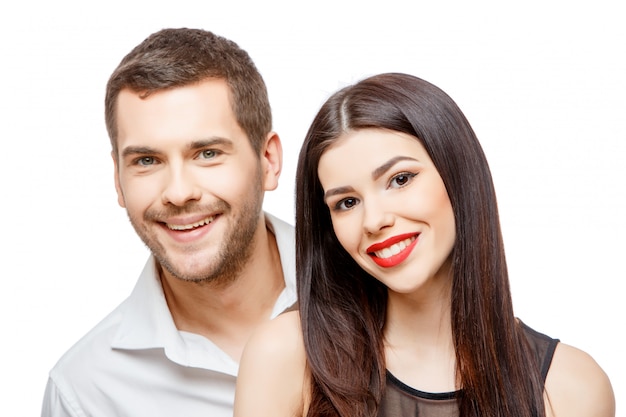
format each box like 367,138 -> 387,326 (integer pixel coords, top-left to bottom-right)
113,79 -> 276,285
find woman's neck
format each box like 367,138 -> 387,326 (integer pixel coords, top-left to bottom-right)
383,278 -> 458,393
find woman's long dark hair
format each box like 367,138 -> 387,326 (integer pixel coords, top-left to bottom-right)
295,73 -> 546,417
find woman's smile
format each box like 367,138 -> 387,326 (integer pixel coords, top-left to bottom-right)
367,233 -> 419,268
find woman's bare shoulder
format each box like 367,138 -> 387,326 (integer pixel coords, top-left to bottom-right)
245,310 -> 305,361
544,342 -> 615,417
234,311 -> 308,417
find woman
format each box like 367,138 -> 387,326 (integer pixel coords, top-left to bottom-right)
234,73 -> 614,417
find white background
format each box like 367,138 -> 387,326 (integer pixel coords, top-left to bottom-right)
1,1 -> 624,415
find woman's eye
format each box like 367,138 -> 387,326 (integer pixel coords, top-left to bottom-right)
390,172 -> 416,189
335,197 -> 359,211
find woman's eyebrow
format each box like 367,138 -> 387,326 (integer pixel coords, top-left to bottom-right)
323,186 -> 355,203
372,156 -> 418,180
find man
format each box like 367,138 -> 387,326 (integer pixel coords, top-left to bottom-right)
41,28 -> 296,416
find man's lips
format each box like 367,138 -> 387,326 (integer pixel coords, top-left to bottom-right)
366,233 -> 419,268
164,215 -> 216,231
157,214 -> 220,244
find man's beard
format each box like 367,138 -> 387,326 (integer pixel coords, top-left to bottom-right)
128,179 -> 264,287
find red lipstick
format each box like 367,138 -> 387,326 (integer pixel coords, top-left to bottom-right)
367,233 -> 419,268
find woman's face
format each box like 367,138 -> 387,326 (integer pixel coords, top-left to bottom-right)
317,128 -> 456,296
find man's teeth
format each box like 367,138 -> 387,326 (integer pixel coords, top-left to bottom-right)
374,236 -> 416,259
167,216 -> 214,231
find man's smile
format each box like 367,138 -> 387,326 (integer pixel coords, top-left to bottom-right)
166,215 -> 216,231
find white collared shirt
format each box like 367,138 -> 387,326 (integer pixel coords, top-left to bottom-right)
41,213 -> 296,417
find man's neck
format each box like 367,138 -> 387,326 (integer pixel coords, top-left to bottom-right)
159,220 -> 285,362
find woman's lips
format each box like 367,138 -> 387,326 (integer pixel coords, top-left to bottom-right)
367,233 -> 419,268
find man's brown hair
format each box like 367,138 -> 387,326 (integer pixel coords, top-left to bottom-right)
105,28 -> 272,157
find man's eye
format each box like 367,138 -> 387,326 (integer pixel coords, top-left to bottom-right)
137,156 -> 155,166
199,149 -> 218,159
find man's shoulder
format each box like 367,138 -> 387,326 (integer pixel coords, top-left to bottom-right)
50,254 -> 163,372
44,299 -> 138,416
264,212 -> 294,236
49,303 -> 127,379
43,289 -> 239,417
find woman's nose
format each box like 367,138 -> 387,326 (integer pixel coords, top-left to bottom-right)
362,198 -> 394,235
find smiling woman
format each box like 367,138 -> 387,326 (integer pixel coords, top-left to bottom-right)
318,129 -> 455,286
233,73 -> 615,417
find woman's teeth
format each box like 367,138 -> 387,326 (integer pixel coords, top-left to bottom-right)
373,236 -> 416,259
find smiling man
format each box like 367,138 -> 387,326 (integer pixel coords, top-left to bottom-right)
41,28 -> 296,417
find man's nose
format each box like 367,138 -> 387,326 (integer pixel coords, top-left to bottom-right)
161,165 -> 202,206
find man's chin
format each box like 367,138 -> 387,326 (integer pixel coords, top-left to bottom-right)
154,253 -> 214,282
162,264 -> 215,282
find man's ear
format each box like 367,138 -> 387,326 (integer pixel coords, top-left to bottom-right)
261,132 -> 282,191
112,151 -> 126,208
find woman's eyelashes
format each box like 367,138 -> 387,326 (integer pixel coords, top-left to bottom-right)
329,172 -> 419,212
333,197 -> 360,211
388,171 -> 417,189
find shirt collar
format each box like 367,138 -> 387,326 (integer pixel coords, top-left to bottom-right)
265,212 -> 297,314
110,213 -> 296,373
111,256 -> 182,350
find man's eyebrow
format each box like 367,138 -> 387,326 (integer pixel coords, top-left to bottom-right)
121,146 -> 158,158
372,156 -> 418,180
188,137 -> 233,150
120,137 -> 234,158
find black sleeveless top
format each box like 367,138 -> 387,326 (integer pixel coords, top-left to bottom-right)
377,321 -> 559,417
